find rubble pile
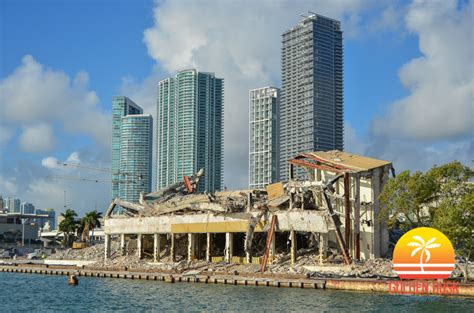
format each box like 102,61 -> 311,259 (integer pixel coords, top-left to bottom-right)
49,241 -> 120,261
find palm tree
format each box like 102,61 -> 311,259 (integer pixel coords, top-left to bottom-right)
59,209 -> 78,247
408,236 -> 441,272
81,210 -> 102,244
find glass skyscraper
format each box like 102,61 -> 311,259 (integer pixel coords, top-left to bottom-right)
119,114 -> 153,202
156,69 -> 223,192
20,202 -> 35,214
249,86 -> 280,189
279,13 -> 344,181
111,96 -> 143,200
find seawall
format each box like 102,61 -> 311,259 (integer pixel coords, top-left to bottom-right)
1,264 -> 473,297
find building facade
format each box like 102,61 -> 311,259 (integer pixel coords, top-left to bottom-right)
279,13 -> 343,181
5,198 -> 21,213
156,69 -> 223,193
20,202 -> 35,214
36,208 -> 56,229
119,114 -> 153,202
111,96 -> 143,200
249,87 -> 280,189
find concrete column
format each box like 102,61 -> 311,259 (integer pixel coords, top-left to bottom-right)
371,168 -> 381,258
225,233 -> 233,263
188,233 -> 196,262
137,234 -> 143,259
344,173 -> 351,254
269,234 -> 276,264
104,234 -> 111,260
247,193 -> 253,213
206,233 -> 211,262
354,174 -> 361,260
120,234 -> 126,256
170,233 -> 175,262
154,233 -> 160,262
319,233 -> 328,265
290,230 -> 297,265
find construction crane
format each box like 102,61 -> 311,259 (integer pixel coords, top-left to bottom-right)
59,162 -> 111,173
48,161 -> 144,184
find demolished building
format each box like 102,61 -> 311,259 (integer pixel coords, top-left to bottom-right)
104,150 -> 393,267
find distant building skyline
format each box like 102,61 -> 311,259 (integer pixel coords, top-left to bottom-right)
5,197 -> 20,213
119,114 -> 153,203
111,96 -> 143,200
279,13 -> 344,181
249,86 -> 280,189
20,202 -> 35,214
156,69 -> 223,192
36,208 -> 56,229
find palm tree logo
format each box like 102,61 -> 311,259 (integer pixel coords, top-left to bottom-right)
407,236 -> 441,272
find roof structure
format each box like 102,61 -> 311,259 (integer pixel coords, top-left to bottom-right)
288,150 -> 391,174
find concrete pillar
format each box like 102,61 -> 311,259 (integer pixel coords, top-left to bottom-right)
120,234 -> 126,256
154,233 -> 160,262
315,169 -> 323,208
247,192 -> 253,213
170,233 -> 175,262
269,233 -> 276,264
206,233 -> 211,262
188,233 -> 196,262
104,234 -> 111,260
354,174 -> 361,260
371,168 -> 381,258
319,233 -> 328,265
344,173 -> 351,254
137,234 -> 143,259
290,230 -> 297,265
225,233 -> 233,263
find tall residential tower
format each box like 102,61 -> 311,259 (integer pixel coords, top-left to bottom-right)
279,13 -> 344,180
156,69 -> 223,192
111,96 -> 151,202
119,114 -> 153,202
249,87 -> 280,189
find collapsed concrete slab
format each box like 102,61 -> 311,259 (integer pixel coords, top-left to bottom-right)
104,150 -> 393,267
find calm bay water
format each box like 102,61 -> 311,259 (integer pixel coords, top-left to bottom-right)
0,272 -> 472,312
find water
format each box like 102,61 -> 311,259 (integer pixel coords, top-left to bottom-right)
0,272 -> 472,312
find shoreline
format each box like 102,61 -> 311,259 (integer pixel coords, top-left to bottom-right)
2,264 -> 473,298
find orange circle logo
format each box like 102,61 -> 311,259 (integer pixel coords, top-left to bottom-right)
393,227 -> 455,279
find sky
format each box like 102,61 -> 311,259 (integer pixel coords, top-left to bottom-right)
0,0 -> 473,216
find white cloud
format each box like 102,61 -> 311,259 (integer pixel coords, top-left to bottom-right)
372,0 -> 474,140
34,151 -> 110,214
0,126 -> 13,144
0,174 -> 18,196
41,152 -> 82,170
41,156 -> 60,169
19,123 -> 54,153
142,0 -> 382,189
344,123 -> 368,156
0,55 -> 111,148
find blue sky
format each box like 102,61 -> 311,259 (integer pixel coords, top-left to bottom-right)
0,0 -> 472,215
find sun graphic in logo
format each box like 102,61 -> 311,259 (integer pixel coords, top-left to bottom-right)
393,227 -> 455,279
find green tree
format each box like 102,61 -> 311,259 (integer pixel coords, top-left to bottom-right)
380,161 -> 473,260
58,209 -> 78,247
379,170 -> 437,231
80,210 -> 102,243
